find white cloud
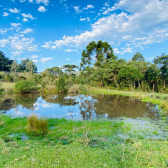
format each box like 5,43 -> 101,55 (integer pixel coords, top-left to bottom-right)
32,59 -> 38,63
9,8 -> 20,13
23,18 -> 29,22
38,6 -> 47,12
43,0 -> 168,51
41,57 -> 52,62
67,58 -> 70,60
10,23 -> 21,27
20,0 -> 26,2
31,55 -> 38,59
17,17 -> 20,19
36,0 -> 49,6
0,28 -> 8,34
28,0 -> 33,2
80,17 -> 90,22
3,12 -> 10,17
11,51 -> 22,56
21,28 -> 34,34
83,5 -> 94,10
73,6 -> 81,13
21,13 -> 36,20
0,39 -> 9,47
65,49 -> 77,52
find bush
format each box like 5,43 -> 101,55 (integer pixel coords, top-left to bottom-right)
26,114 -> 48,135
68,84 -> 80,93
56,76 -> 67,93
15,80 -> 37,93
0,88 -> 4,93
79,85 -> 87,92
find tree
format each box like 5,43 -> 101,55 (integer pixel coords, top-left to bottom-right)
62,64 -> 78,74
80,40 -> 116,70
19,58 -> 30,72
0,51 -> 13,71
117,65 -> 143,89
132,52 -> 145,62
11,60 -> 19,73
93,68 -> 107,87
145,64 -> 160,93
26,60 -> 37,73
154,53 -> 168,88
45,67 -> 62,77
56,76 -> 67,93
106,59 -> 126,88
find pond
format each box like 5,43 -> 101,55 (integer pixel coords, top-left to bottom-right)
0,93 -> 162,120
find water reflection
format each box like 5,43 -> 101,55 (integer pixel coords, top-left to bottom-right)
0,93 -> 162,120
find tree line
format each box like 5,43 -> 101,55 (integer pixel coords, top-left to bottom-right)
0,51 -> 37,73
0,40 -> 168,93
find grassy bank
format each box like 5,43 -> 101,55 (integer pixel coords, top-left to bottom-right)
85,87 -> 168,113
0,115 -> 168,167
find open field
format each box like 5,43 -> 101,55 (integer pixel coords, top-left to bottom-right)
0,115 -> 168,167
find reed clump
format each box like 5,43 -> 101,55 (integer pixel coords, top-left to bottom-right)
26,114 -> 48,135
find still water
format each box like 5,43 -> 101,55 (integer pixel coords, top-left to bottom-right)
0,93 -> 161,120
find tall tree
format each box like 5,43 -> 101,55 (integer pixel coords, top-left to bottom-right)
11,60 -> 19,74
154,53 -> 168,88
62,64 -> 78,74
26,60 -> 37,73
0,51 -> 13,71
80,40 -> 116,70
19,58 -> 29,72
132,52 -> 145,62
145,64 -> 160,93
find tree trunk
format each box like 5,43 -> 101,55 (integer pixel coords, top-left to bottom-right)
153,82 -> 155,93
134,81 -> 135,89
164,80 -> 165,88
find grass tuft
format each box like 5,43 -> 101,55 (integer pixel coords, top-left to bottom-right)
26,114 -> 48,135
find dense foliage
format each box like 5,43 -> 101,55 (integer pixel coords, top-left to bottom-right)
14,80 -> 38,93
0,41 -> 168,93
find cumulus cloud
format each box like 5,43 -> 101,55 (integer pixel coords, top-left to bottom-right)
10,23 -> 21,27
67,58 -> 70,60
21,28 -> 34,34
73,6 -> 81,13
38,6 -> 47,12
3,12 -> 10,17
83,5 -> 94,10
23,18 -> 29,22
41,57 -> 52,62
9,8 -> 20,13
42,0 -> 168,53
21,13 -> 36,20
0,39 -> 9,47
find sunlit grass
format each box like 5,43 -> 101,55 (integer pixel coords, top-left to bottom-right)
0,115 -> 168,167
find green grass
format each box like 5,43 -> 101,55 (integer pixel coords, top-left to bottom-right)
0,115 -> 168,167
0,82 -> 15,89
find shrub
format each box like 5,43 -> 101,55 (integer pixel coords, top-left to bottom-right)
15,80 -> 37,93
26,114 -> 48,135
56,76 -> 67,93
68,84 -> 80,93
0,88 -> 4,93
79,85 -> 87,92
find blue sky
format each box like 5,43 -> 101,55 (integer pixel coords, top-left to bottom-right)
0,0 -> 168,72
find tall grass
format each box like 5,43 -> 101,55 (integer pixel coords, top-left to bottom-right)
26,114 -> 48,135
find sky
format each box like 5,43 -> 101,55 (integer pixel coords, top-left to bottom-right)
0,0 -> 168,72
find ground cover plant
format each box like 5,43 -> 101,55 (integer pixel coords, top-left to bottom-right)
0,115 -> 168,167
